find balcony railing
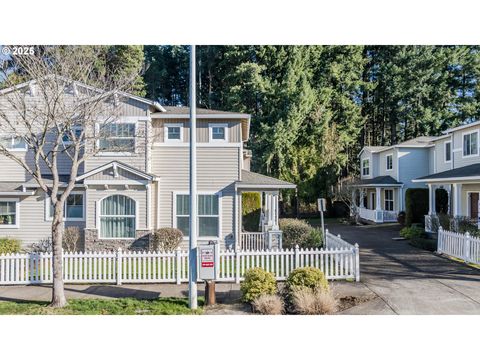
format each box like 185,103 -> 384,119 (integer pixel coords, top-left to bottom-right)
240,231 -> 283,250
358,207 -> 398,223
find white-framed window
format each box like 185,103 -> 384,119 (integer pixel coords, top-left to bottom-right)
0,198 -> 19,228
209,123 -> 228,142
99,195 -> 136,239
362,159 -> 370,176
98,122 -> 136,153
445,141 -> 452,162
463,130 -> 478,157
384,189 -> 394,211
164,123 -> 184,142
62,126 -> 83,145
46,192 -> 85,221
0,135 -> 27,151
386,154 -> 393,171
174,192 -> 220,238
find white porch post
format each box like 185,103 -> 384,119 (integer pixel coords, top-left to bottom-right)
453,183 -> 463,217
398,187 -> 403,212
375,187 -> 381,210
428,184 -> 435,215
447,184 -> 452,215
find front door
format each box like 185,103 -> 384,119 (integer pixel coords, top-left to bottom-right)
371,192 -> 376,210
470,192 -> 479,219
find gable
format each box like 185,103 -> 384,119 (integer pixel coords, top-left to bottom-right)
76,161 -> 156,184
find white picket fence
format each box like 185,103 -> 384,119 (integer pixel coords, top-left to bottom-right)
0,234 -> 360,285
437,227 -> 480,265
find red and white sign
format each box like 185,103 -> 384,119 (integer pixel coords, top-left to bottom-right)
201,248 -> 214,268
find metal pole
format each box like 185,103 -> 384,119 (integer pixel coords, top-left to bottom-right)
188,45 -> 198,309
320,209 -> 325,238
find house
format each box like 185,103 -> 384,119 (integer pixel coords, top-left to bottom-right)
353,136 -> 435,223
0,79 -> 295,251
413,121 -> 480,232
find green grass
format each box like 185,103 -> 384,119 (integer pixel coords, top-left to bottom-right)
0,297 -> 204,315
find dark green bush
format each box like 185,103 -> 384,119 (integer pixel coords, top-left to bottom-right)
240,267 -> 277,302
285,267 -> 329,295
405,188 -> 429,226
242,192 -> 261,232
399,226 -> 425,239
435,188 -> 449,214
0,238 -> 21,254
279,218 -> 323,248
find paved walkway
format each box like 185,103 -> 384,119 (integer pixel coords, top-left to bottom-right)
328,223 -> 480,314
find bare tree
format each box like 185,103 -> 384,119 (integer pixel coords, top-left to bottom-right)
0,46 -> 141,307
331,175 -> 358,218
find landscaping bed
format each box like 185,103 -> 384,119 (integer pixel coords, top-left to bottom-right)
0,297 -> 204,315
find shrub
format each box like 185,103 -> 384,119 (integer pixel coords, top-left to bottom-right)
63,226 -> 80,252
437,212 -> 451,231
252,294 -> 284,315
291,288 -> 338,315
240,267 -> 277,302
242,192 -> 261,232
285,267 -> 329,295
399,226 -> 425,239
0,238 -> 21,254
152,228 -> 183,252
405,188 -> 429,226
279,218 -> 322,248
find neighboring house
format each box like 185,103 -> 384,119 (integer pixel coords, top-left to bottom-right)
413,121 -> 480,232
353,136 -> 435,223
0,79 -> 295,251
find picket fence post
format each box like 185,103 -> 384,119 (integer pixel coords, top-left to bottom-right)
235,247 -> 240,284
437,227 -> 443,254
176,247 -> 182,284
464,232 -> 471,263
116,248 -> 123,285
294,244 -> 300,268
354,243 -> 360,282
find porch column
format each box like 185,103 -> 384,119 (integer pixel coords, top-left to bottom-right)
375,187 -> 381,210
428,184 -> 435,215
453,183 -> 463,217
272,191 -> 279,230
447,185 -> 452,215
398,187 -> 403,212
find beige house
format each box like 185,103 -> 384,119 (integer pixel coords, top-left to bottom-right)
413,121 -> 480,232
0,79 -> 294,251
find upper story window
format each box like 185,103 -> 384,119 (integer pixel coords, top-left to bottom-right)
62,126 -> 83,145
362,159 -> 370,176
0,135 -> 27,151
463,131 -> 478,157
209,123 -> 228,142
386,154 -> 393,170
98,123 -> 136,153
445,141 -> 452,162
165,123 -> 183,142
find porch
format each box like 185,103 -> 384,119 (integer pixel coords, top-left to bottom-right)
235,170 -> 296,250
352,176 -> 403,224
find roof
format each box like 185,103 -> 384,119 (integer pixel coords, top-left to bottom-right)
0,182 -> 34,195
352,176 -> 403,187
76,161 -> 157,182
236,170 -> 296,189
359,136 -> 436,156
23,175 -> 75,187
442,120 -> 480,135
161,106 -> 249,117
413,163 -> 480,182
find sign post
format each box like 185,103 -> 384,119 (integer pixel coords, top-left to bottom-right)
317,198 -> 326,237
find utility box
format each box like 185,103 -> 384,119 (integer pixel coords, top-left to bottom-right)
198,242 -> 218,280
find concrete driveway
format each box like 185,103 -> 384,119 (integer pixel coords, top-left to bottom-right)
327,223 -> 480,315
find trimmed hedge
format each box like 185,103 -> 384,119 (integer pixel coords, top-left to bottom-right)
0,238 -> 21,254
285,267 -> 329,296
279,218 -> 323,248
405,188 -> 429,226
242,192 -> 261,232
240,267 -> 277,302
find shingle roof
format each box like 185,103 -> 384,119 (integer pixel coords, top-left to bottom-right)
353,176 -> 403,186
396,136 -> 436,146
236,170 -> 296,189
415,163 -> 480,181
23,175 -> 75,187
162,106 -> 249,117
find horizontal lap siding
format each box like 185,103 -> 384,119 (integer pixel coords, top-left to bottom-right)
152,147 -> 240,249
453,124 -> 480,168
434,138 -> 452,173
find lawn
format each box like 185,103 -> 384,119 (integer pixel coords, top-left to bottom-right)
0,297 -> 204,315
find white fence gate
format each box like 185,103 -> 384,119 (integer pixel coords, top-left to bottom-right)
437,227 -> 480,265
0,232 -> 360,285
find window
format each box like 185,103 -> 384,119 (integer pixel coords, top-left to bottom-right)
0,135 -> 27,151
62,126 -> 83,145
463,131 -> 478,157
175,193 -> 220,238
384,190 -> 394,211
0,199 -> 18,228
209,123 -> 228,142
445,141 -> 452,162
165,123 -> 183,142
386,154 -> 393,170
47,193 -> 84,221
362,159 -> 370,176
100,195 -> 136,239
98,123 -> 136,152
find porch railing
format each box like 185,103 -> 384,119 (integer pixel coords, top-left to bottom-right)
240,231 -> 283,251
383,210 -> 398,222
358,207 -> 397,223
358,207 -> 376,222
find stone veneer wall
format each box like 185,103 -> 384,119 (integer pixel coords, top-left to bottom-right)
84,228 -> 152,252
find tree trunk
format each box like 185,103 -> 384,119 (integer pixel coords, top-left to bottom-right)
50,204 -> 67,308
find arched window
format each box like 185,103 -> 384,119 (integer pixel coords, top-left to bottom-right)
100,195 -> 136,239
